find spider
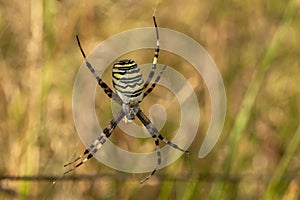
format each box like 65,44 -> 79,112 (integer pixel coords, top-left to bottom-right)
64,16 -> 188,184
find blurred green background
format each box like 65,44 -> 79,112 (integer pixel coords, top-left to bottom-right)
0,0 -> 299,199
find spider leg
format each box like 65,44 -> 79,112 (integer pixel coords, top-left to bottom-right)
64,110 -> 125,175
76,35 -> 122,105
143,65 -> 166,99
144,16 -> 160,89
137,108 -> 187,183
137,109 -> 188,153
140,135 -> 161,184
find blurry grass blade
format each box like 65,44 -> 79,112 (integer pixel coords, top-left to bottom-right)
209,0 -> 298,198
158,180 -> 174,200
263,125 -> 300,200
181,177 -> 199,200
20,0 -> 43,197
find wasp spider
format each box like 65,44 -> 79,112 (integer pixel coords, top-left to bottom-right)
64,16 -> 188,184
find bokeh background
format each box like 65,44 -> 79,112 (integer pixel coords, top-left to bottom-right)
0,0 -> 299,199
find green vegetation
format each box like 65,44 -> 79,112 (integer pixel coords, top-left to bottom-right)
0,0 -> 299,199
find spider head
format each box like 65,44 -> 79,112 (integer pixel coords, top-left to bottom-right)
122,103 -> 139,123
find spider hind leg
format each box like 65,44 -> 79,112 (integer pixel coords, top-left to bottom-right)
63,134 -> 106,175
63,110 -> 125,175
140,131 -> 162,184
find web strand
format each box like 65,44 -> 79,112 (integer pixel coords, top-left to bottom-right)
152,0 -> 159,16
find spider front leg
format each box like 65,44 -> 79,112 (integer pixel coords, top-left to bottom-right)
143,65 -> 166,98
64,110 -> 125,174
76,35 -> 122,105
144,16 -> 160,89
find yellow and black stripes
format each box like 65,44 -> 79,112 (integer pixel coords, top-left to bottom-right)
112,59 -> 144,104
